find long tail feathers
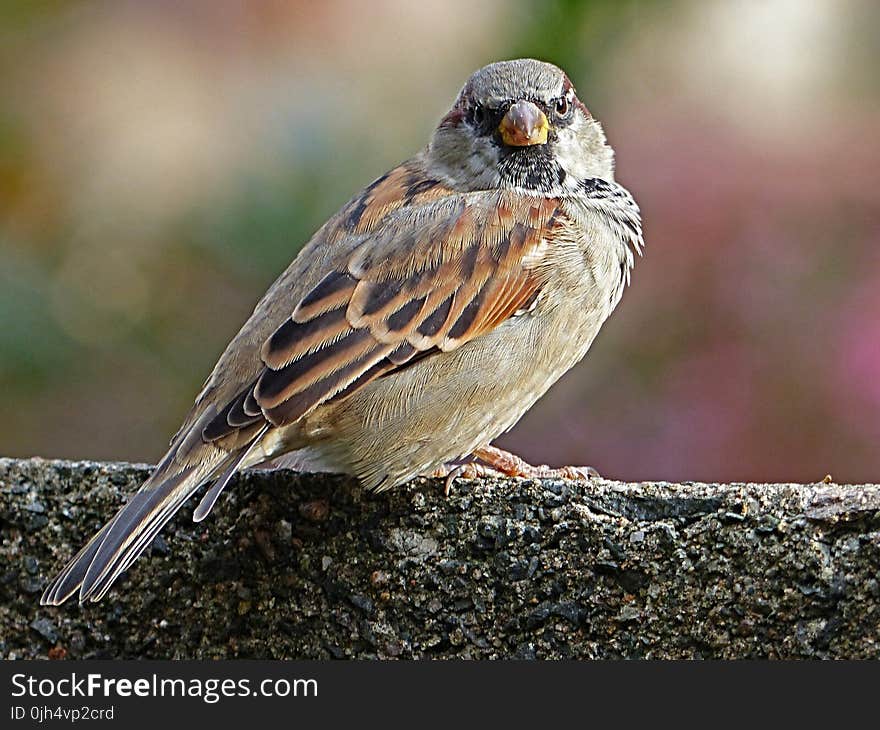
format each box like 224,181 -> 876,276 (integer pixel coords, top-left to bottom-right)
39,520 -> 116,606
40,427 -> 267,606
193,433 -> 264,523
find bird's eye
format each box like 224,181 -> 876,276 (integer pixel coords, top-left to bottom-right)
555,96 -> 571,117
472,103 -> 486,125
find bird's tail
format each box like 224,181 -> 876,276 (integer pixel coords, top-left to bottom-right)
41,424 -> 267,606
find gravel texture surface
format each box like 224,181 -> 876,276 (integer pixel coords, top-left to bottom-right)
2,457 -> 879,659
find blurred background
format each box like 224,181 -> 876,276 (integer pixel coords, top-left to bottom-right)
1,0 -> 878,483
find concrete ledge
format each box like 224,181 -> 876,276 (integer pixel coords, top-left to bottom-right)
2,457 -> 879,659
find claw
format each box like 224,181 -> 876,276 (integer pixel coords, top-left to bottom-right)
429,462 -> 505,496
444,464 -> 466,497
558,465 -> 601,480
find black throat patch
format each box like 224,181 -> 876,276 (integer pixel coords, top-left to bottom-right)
496,143 -> 565,193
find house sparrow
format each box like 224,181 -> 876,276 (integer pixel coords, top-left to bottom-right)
41,58 -> 643,605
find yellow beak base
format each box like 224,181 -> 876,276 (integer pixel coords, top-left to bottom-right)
498,100 -> 550,147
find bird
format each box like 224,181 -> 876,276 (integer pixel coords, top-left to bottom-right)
41,58 -> 643,606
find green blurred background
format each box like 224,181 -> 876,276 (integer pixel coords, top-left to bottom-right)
1,0 -> 878,483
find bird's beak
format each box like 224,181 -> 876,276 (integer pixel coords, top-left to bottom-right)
498,100 -> 550,147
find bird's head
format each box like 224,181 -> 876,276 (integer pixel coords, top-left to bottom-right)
428,59 -> 615,195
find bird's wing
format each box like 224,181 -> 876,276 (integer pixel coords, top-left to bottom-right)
245,190 -> 562,426
41,162 -> 566,605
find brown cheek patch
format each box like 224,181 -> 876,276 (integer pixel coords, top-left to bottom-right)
438,108 -> 464,129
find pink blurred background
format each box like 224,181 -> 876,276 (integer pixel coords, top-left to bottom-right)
1,0 -> 878,483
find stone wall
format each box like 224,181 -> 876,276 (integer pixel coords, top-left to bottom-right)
2,458 -> 879,659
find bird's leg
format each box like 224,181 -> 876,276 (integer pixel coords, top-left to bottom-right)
473,444 -> 600,481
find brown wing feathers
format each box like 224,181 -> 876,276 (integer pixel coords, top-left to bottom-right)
41,172 -> 561,605
342,164 -> 448,235
252,193 -> 559,428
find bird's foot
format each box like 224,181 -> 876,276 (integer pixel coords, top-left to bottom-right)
429,462 -> 505,496
430,446 -> 600,496
473,444 -> 601,481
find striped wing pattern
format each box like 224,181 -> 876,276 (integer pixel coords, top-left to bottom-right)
203,190 -> 560,437
41,166 -> 562,605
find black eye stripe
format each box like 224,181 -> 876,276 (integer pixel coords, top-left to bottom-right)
468,104 -> 507,135
467,94 -> 580,137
